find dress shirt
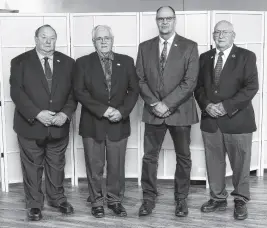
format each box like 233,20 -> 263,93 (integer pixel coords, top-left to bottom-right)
159,33 -> 176,58
36,50 -> 54,73
214,44 -> 233,69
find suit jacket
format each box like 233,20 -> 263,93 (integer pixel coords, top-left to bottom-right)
74,52 -> 139,141
194,45 -> 259,133
136,33 -> 199,126
10,49 -> 77,139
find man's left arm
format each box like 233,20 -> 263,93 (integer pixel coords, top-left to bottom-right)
117,58 -> 140,119
222,52 -> 259,117
60,59 -> 78,119
162,43 -> 199,112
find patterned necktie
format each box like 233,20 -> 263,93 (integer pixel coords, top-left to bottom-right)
102,57 -> 112,92
44,57 -> 52,92
214,51 -> 224,86
159,41 -> 168,89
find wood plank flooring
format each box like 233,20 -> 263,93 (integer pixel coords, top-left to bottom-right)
0,174 -> 266,228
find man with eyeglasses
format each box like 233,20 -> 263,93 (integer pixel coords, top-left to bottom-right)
195,20 -> 258,220
74,25 -> 139,218
136,6 -> 199,217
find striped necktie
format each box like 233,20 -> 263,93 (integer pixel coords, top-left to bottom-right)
159,41 -> 168,89
214,51 -> 224,86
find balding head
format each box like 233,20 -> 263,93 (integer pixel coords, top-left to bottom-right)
213,20 -> 235,51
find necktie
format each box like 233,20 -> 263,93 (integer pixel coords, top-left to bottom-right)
159,41 -> 168,88
102,57 -> 112,92
44,57 -> 52,92
214,51 -> 224,86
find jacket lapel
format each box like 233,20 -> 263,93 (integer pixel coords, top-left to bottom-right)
30,49 -> 50,95
110,53 -> 120,95
163,33 -> 182,77
150,36 -> 161,78
51,51 -> 60,97
92,52 -> 108,88
208,49 -> 216,84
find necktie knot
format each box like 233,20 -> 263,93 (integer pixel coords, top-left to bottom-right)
44,57 -> 49,62
218,51 -> 224,57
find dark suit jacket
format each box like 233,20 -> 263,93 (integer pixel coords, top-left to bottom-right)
10,49 -> 77,139
74,52 -> 139,141
136,33 -> 199,126
194,45 -> 259,133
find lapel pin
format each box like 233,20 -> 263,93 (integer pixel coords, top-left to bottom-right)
211,56 -> 214,59
57,59 -> 60,62
174,43 -> 178,47
232,54 -> 236,58
117,63 -> 121,66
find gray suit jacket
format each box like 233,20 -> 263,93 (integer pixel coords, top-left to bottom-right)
136,33 -> 199,126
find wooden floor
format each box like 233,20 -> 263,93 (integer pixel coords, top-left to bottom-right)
0,174 -> 266,228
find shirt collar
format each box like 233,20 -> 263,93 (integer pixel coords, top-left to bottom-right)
97,50 -> 114,61
216,44 -> 233,59
159,32 -> 176,46
36,49 -> 54,61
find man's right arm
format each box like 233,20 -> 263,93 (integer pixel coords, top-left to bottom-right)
73,58 -> 109,118
10,58 -> 41,124
136,44 -> 159,105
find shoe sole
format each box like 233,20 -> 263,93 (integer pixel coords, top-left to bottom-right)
28,214 -> 43,221
234,213 -> 248,220
175,212 -> 188,217
92,213 -> 105,218
201,205 -> 227,213
108,208 -> 127,217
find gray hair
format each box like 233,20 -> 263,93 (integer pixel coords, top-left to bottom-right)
92,25 -> 114,41
35,24 -> 57,37
214,20 -> 235,32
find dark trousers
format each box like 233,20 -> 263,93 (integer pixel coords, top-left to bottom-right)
202,129 -> 252,202
83,136 -> 128,207
141,123 -> 192,202
18,135 -> 69,209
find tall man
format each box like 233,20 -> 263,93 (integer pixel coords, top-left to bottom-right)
136,6 -> 199,217
74,25 -> 139,218
195,20 -> 258,220
10,25 -> 77,221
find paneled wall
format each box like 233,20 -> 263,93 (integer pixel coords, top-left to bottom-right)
0,11 -> 266,192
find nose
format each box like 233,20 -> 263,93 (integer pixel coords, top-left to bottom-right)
46,39 -> 51,44
219,32 -> 224,38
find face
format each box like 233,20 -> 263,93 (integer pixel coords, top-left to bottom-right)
213,21 -> 235,51
156,7 -> 176,36
35,26 -> 57,55
94,28 -> 113,53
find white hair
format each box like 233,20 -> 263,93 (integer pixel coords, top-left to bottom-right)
92,25 -> 114,41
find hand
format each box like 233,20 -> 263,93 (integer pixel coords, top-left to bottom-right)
205,103 -> 224,118
103,107 -> 115,118
36,110 -> 56,126
152,102 -> 169,117
51,112 -> 68,126
214,102 -> 227,116
108,109 -> 122,122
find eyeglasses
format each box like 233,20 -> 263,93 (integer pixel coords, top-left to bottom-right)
94,36 -> 112,42
156,17 -> 176,23
213,30 -> 233,37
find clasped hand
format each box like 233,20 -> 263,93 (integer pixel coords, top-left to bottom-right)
103,107 -> 122,122
36,110 -> 68,127
152,102 -> 171,118
205,103 -> 227,118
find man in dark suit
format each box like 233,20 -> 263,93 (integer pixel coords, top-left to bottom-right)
195,20 -> 258,220
136,6 -> 199,217
74,25 -> 139,218
10,25 -> 77,221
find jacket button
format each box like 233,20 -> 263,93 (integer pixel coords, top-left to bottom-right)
49,100 -> 52,103
214,90 -> 218,94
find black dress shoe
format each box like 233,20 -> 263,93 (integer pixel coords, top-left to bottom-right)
108,203 -> 127,217
138,200 -> 155,216
201,199 -> 227,212
92,206 -> 105,218
175,198 -> 188,217
234,200 -> 247,220
49,201 -> 74,214
27,208 -> 42,221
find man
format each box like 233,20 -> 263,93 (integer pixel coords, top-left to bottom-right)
10,25 -> 77,221
136,6 -> 199,217
74,25 -> 139,218
195,20 -> 258,220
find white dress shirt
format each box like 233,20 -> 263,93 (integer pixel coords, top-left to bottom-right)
159,33 -> 176,58
36,50 -> 54,73
214,44 -> 233,69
